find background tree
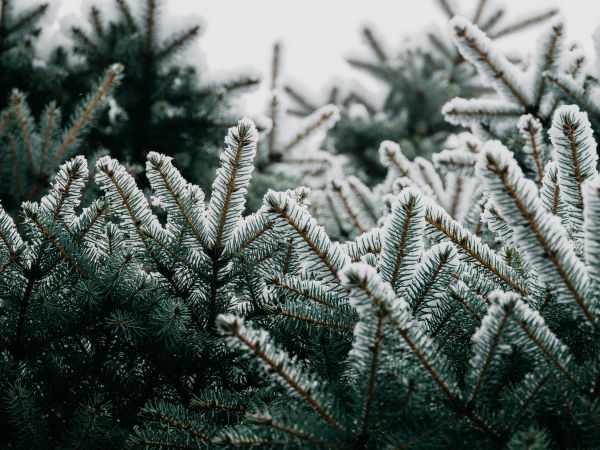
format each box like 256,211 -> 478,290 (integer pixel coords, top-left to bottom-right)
282,0 -> 559,183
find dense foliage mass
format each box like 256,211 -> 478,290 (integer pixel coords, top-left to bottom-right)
3,0 -> 600,449
0,0 -> 259,198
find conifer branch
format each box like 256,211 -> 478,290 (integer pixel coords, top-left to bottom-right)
38,102 -> 58,176
264,190 -> 348,286
362,26 -> 388,63
549,105 -> 598,237
517,114 -> 548,183
379,188 -> 424,294
5,3 -> 47,37
450,16 -> 529,107
217,315 -> 347,432
478,141 -> 596,326
424,200 -> 527,296
205,118 -> 258,250
488,9 -> 559,39
280,104 -> 339,156
53,64 -> 123,167
11,90 -> 34,170
115,0 -> 137,30
156,25 -> 201,61
283,85 -> 318,113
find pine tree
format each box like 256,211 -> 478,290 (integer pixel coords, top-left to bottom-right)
66,0 -> 260,192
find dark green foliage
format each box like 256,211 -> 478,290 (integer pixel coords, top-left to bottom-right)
0,0 -> 63,114
0,65 -> 122,212
4,0 -> 600,449
67,0 -> 258,192
0,0 -> 259,205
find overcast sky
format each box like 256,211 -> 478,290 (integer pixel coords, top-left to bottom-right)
51,0 -> 600,114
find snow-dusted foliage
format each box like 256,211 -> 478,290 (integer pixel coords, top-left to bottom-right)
6,1 -> 600,448
443,15 -> 566,127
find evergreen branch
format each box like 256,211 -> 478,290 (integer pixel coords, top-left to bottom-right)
271,42 -> 281,89
424,200 -> 528,296
156,25 -> 201,61
342,264 -> 501,438
11,90 -> 34,170
488,9 -> 559,39
435,0 -> 455,18
205,118 -> 258,250
53,64 -> 123,167
478,141 -> 596,326
90,6 -> 103,37
583,176 -> 600,287
545,72 -> 600,119
345,228 -> 381,262
530,19 -> 564,111
344,91 -> 377,116
347,176 -> 380,226
342,263 -> 458,399
428,31 -> 457,63
115,0 -> 137,30
415,157 -> 446,204
549,105 -> 598,237
407,242 -> 458,314
266,275 -> 345,310
5,3 -> 47,37
38,101 -> 58,176
217,315 -> 347,432
509,294 -> 583,391
539,162 -> 562,216
466,294 -> 514,403
267,302 -> 354,331
503,371 -> 548,435
442,98 -> 524,127
343,263 -> 389,444
22,203 -> 88,278
142,401 -> 212,442
251,413 -> 343,447
346,57 -> 408,85
146,151 -> 207,249
40,155 -> 88,222
361,26 -> 388,63
450,16 -> 529,107
219,74 -> 261,94
0,203 -> 25,270
378,141 -> 421,183
280,104 -> 339,155
517,114 -> 548,183
433,149 -> 478,178
71,26 -> 103,56
96,155 -> 164,248
264,190 -> 348,286
472,0 -> 488,25
144,0 -> 157,53
379,188 -> 424,294
283,85 -> 318,113
224,209 -> 273,258
328,178 -> 374,236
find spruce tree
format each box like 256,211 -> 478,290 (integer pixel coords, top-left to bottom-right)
66,0 -> 260,192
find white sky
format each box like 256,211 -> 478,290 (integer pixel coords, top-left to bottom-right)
50,0 -> 600,114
